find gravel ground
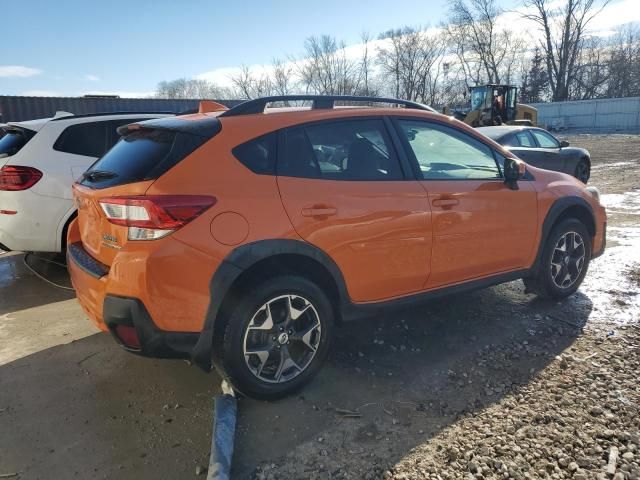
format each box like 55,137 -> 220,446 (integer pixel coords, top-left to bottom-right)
382,326 -> 640,480
255,325 -> 639,480
248,133 -> 640,480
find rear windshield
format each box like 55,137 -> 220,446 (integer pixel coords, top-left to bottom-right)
79,129 -> 206,189
0,128 -> 35,158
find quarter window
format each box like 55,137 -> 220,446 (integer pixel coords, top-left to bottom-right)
233,133 -> 277,174
531,129 -> 559,148
54,122 -> 110,157
279,119 -> 402,181
397,120 -> 501,180
54,119 -> 152,158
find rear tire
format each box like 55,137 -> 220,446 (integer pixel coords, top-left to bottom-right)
219,275 -> 334,400
524,218 -> 591,299
574,159 -> 590,184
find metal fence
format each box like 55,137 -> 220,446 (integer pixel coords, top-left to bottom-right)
0,96 -> 243,123
530,97 -> 640,132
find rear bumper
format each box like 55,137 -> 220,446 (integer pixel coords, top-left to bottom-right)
68,243 -> 199,359
103,295 -> 199,359
67,211 -> 217,363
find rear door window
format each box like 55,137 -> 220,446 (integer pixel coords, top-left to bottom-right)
515,131 -> 535,147
531,130 -> 559,148
0,129 -> 35,158
279,119 -> 403,181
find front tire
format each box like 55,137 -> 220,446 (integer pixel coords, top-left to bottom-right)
220,275 -> 334,400
524,218 -> 591,299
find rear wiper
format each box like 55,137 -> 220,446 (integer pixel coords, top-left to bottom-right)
82,170 -> 118,182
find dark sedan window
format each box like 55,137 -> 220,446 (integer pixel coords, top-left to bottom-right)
531,130 -> 560,149
516,131 -> 535,147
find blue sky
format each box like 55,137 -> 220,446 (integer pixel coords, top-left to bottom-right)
0,0 -> 631,97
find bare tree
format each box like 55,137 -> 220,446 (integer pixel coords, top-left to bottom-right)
420,31 -> 449,105
606,23 -> 640,98
522,0 -> 611,101
155,78 -> 229,99
446,0 -> 525,85
359,31 -> 376,95
271,58 -> 294,96
230,65 -> 274,99
298,35 -> 361,95
571,36 -> 610,99
377,27 -> 447,103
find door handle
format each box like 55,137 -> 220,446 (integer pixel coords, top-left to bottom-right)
432,199 -> 459,207
301,206 -> 337,217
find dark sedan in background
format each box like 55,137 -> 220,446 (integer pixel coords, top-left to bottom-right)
477,126 -> 591,183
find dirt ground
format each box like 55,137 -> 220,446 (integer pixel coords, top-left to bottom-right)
0,134 -> 638,480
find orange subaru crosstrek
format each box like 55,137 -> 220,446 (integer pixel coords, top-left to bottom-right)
68,96 -> 606,399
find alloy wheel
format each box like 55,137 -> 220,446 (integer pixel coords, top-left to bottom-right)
243,294 -> 322,384
550,231 -> 586,288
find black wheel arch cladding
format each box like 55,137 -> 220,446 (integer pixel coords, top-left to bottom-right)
190,239 -> 349,371
532,195 -> 596,274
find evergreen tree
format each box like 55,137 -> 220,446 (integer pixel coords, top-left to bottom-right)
521,48 -> 549,103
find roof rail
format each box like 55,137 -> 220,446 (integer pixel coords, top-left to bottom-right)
219,95 -> 437,117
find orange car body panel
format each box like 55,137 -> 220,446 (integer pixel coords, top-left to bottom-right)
277,177 -> 432,301
423,179 -> 538,288
68,106 -> 607,341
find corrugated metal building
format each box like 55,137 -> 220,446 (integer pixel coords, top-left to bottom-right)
0,96 -> 243,123
530,97 -> 640,132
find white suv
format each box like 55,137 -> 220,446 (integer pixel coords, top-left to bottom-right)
0,111 -> 173,252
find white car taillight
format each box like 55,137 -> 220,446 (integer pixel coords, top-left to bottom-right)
99,195 -> 216,240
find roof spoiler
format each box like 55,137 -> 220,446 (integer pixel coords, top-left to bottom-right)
117,115 -> 222,138
53,111 -> 74,119
199,100 -> 228,113
178,100 -> 229,116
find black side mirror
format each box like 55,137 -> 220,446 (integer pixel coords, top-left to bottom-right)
504,158 -> 524,190
560,140 -> 570,148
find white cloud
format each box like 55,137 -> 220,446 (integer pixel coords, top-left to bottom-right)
194,0 -> 633,87
21,90 -> 61,97
196,66 -> 245,87
84,74 -> 100,82
587,0 -> 640,32
0,65 -> 41,78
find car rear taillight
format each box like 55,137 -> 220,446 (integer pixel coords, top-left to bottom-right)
0,166 -> 43,191
99,195 -> 216,240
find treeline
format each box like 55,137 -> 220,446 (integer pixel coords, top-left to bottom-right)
156,0 -> 640,106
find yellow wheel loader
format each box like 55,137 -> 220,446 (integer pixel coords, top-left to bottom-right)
445,84 -> 537,127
